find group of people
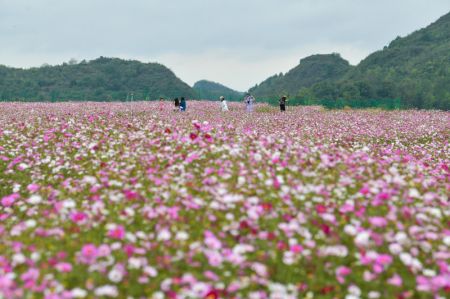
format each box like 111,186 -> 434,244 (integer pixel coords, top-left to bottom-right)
166,94 -> 288,112
172,97 -> 187,111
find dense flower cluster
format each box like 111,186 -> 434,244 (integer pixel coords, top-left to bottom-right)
0,102 -> 449,298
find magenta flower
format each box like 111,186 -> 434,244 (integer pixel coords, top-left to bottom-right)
1,193 -> 19,207
79,244 -> 98,264
55,262 -> 73,273
107,225 -> 126,240
27,184 -> 40,192
369,217 -> 388,228
290,244 -> 303,254
336,266 -> 352,283
70,211 -> 88,223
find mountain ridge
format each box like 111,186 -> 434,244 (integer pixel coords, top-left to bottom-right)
0,57 -> 196,101
250,11 -> 450,109
193,80 -> 244,101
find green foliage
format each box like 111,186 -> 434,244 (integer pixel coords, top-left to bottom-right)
249,54 -> 352,99
251,12 -> 450,110
193,80 -> 244,101
0,57 -> 196,101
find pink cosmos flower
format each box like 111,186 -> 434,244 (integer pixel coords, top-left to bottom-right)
97,244 -> 112,257
107,225 -> 126,240
375,254 -> 393,265
290,244 -> 303,254
359,186 -> 370,195
1,193 -> 19,207
55,262 -> 73,273
388,274 -> 403,287
79,244 -> 98,264
70,211 -> 88,223
204,231 -> 222,250
20,268 -> 39,283
369,217 -> 388,228
336,266 -> 352,283
123,189 -> 138,200
27,184 -> 40,192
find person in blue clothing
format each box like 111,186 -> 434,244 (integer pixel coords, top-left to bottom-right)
180,97 -> 187,111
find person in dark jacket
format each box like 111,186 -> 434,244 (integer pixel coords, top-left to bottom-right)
279,96 -> 288,112
174,98 -> 180,110
180,97 -> 187,112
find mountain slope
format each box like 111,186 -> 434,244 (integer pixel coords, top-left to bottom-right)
193,80 -> 244,101
342,11 -> 450,108
250,11 -> 450,109
0,57 -> 196,101
249,53 -> 353,99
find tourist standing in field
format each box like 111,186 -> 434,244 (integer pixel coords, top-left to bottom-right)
174,98 -> 180,111
244,93 -> 255,112
159,97 -> 165,111
279,96 -> 288,112
220,96 -> 229,111
180,97 -> 187,111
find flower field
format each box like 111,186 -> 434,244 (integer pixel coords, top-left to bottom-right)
0,101 -> 449,299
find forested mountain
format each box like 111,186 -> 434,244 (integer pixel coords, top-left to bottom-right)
193,80 -> 244,101
0,12 -> 449,108
251,11 -> 450,109
0,57 -> 196,101
249,54 -> 353,99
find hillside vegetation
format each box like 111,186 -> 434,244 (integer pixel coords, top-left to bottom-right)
193,80 -> 244,101
250,12 -> 450,109
0,57 -> 196,101
249,54 -> 352,99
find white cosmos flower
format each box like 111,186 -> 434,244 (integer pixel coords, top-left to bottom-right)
31,252 -> 40,261
443,236 -> 450,246
399,252 -> 413,266
152,292 -> 165,299
82,176 -> 97,185
157,229 -> 171,241
63,199 -> 76,209
28,195 -> 42,204
72,288 -> 88,298
108,269 -> 123,283
128,258 -> 142,269
175,231 -> 189,241
408,188 -> 420,198
389,243 -> 403,255
355,231 -> 371,247
395,232 -> 409,245
144,266 -> 158,277
94,285 -> 118,297
423,269 -> 436,277
344,225 -> 357,236
25,219 -> 37,228
12,253 -> 26,265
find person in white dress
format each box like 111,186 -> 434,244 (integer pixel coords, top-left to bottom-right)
220,96 -> 229,111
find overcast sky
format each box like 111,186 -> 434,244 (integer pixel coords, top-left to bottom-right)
1,0 -> 449,90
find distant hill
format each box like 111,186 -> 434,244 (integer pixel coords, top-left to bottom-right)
249,53 -> 353,99
0,57 -> 196,101
250,11 -> 450,109
341,11 -> 450,109
193,80 -> 244,101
